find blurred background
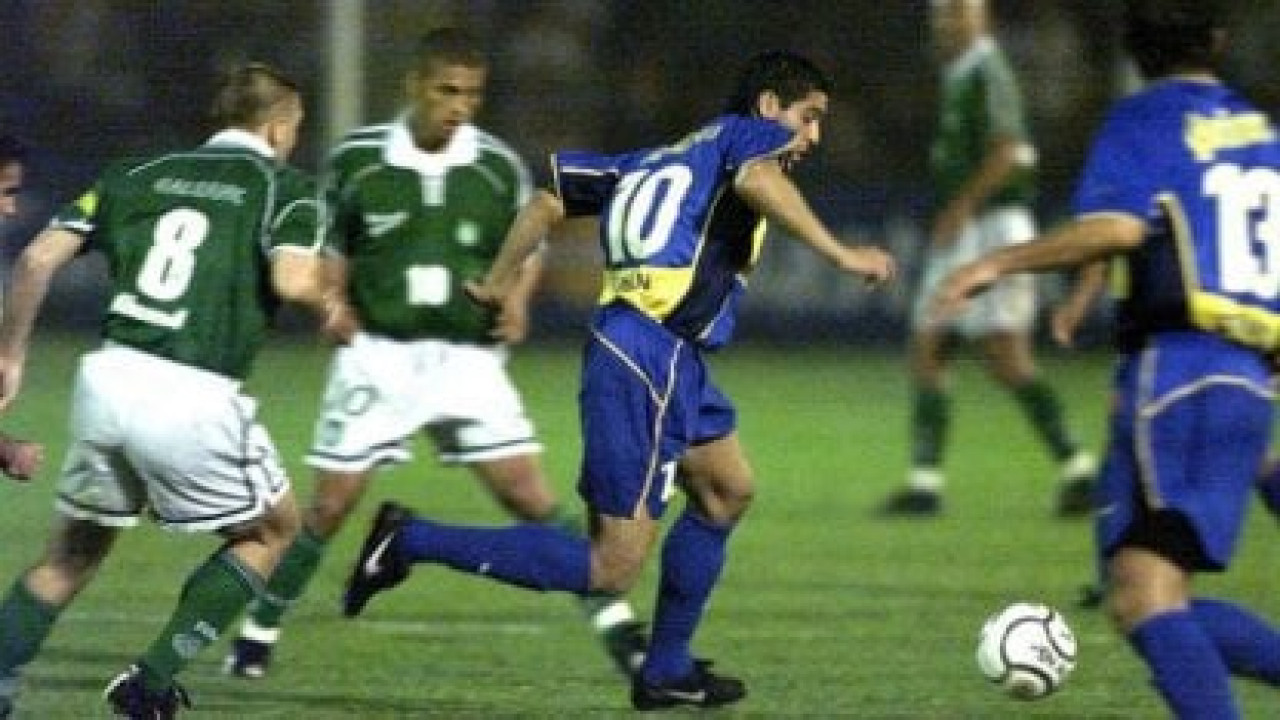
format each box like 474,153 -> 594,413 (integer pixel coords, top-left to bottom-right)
2,0 -> 1278,341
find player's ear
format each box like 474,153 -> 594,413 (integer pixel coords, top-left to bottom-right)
756,91 -> 781,119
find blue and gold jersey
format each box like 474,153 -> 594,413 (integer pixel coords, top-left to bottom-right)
1073,80 -> 1280,352
552,114 -> 793,348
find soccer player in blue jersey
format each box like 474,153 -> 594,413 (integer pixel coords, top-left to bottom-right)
340,50 -> 895,710
934,2 -> 1280,716
0,135 -> 44,483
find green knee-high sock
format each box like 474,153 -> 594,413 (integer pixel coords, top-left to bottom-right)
248,527 -> 327,629
536,506 -> 629,624
138,548 -> 263,692
1012,379 -> 1078,462
911,386 -> 950,468
0,578 -> 61,696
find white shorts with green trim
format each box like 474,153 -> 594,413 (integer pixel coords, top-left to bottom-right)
56,345 -> 289,533
305,332 -> 540,473
913,206 -> 1038,337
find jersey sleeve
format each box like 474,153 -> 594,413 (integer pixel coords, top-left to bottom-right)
48,185 -> 101,236
981,54 -> 1027,140
1072,104 -> 1155,219
320,149 -> 358,257
551,150 -> 625,217
717,115 -> 794,174
268,169 -> 323,255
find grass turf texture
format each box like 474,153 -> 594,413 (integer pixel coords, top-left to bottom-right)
2,332 -> 1279,718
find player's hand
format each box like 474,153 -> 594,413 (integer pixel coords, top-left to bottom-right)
465,277 -> 509,309
1050,296 -> 1090,348
930,259 -> 1000,323
836,246 -> 896,287
0,433 -> 42,483
491,299 -> 530,344
320,295 -> 360,345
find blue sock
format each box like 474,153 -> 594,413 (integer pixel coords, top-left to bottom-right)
643,510 -> 732,684
1191,597 -> 1280,684
399,519 -> 590,594
1129,609 -> 1239,720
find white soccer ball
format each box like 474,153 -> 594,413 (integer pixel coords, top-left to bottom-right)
975,602 -> 1077,700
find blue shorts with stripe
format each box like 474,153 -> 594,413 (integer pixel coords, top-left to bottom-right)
1096,332 -> 1274,571
577,304 -> 736,519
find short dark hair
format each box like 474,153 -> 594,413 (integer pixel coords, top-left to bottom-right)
1125,0 -> 1226,78
210,62 -> 300,129
723,50 -> 831,117
414,27 -> 488,72
0,134 -> 26,170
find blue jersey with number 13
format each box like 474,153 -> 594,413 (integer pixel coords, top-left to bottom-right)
1073,80 -> 1280,352
552,114 -> 794,348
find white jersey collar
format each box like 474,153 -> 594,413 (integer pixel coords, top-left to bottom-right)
384,114 -> 479,175
945,35 -> 995,82
205,129 -> 275,159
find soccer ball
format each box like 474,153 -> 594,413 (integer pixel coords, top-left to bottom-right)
975,602 -> 1076,700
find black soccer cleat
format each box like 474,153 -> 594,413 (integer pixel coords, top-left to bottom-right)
631,660 -> 746,711
876,488 -> 942,516
104,664 -> 191,719
342,501 -> 414,618
602,620 -> 649,678
223,637 -> 273,679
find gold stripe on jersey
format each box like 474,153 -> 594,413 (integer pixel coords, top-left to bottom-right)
1160,192 -> 1280,351
1189,293 -> 1280,351
1163,193 -> 1201,293
596,217 -> 767,322
599,266 -> 696,320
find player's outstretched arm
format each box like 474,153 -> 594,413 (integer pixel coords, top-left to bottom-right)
0,227 -> 84,411
931,215 -> 1144,325
734,158 -> 895,284
468,189 -> 566,308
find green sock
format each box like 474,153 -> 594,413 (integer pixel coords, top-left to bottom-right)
249,527 -> 327,629
536,506 -> 624,622
0,578 -> 60,693
138,549 -> 262,692
911,386 -> 950,468
1012,379 -> 1077,461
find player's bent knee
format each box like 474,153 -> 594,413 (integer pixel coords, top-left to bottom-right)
696,480 -> 755,525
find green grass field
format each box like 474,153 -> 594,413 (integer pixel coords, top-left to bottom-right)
3,332 -> 1280,718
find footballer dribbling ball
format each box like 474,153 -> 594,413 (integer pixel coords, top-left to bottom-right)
975,602 -> 1076,700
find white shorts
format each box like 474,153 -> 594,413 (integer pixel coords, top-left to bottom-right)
913,206 -> 1038,337
305,333 -> 540,473
56,345 -> 289,533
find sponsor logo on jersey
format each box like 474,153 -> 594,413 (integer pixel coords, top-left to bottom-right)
1185,111 -> 1276,162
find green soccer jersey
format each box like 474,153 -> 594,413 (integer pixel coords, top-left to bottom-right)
52,130 -> 321,379
326,118 -> 531,343
930,37 -> 1036,209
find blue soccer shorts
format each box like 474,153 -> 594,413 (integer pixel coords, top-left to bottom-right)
1095,333 -> 1274,571
577,305 -> 736,520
